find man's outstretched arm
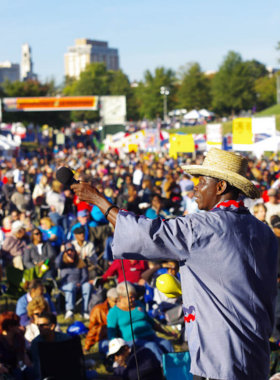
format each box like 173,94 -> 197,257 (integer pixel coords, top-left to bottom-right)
70,182 -> 119,226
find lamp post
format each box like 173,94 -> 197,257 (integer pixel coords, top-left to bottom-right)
160,86 -> 170,122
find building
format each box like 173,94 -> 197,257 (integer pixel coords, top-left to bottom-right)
21,44 -> 37,81
0,61 -> 20,84
65,38 -> 119,79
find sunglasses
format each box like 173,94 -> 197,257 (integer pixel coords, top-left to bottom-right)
38,323 -> 51,328
34,232 -> 42,236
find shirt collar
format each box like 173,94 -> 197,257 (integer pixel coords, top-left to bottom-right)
27,292 -> 32,302
211,200 -> 249,214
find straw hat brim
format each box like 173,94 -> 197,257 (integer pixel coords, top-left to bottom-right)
181,164 -> 260,199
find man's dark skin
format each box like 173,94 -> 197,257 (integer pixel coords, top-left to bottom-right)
71,176 -> 238,226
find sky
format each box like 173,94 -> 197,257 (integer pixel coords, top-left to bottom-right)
1,0 -> 280,85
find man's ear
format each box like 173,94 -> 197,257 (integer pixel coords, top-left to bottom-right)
216,180 -> 227,195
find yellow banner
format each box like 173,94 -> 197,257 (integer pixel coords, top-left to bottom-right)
128,144 -> 138,153
169,134 -> 195,158
233,118 -> 253,145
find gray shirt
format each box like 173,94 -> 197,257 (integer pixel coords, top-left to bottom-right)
112,201 -> 278,380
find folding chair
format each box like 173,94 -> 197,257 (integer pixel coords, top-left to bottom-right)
162,351 -> 193,380
38,335 -> 87,380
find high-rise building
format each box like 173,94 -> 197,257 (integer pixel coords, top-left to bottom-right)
65,39 -> 119,79
21,44 -> 37,81
0,61 -> 20,84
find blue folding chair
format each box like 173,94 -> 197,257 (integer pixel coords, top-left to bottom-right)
162,351 -> 193,380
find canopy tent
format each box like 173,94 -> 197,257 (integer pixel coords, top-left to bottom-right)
183,110 -> 203,120
251,134 -> 280,158
199,109 -> 215,117
168,109 -> 187,117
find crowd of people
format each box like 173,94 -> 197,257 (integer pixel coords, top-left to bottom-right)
0,144 -> 280,379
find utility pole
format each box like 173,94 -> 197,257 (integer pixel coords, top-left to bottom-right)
277,75 -> 280,104
160,86 -> 170,122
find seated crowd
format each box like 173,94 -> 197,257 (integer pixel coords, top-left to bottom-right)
1,150 -> 280,379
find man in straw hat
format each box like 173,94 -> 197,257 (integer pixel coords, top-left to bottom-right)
70,148 -> 278,380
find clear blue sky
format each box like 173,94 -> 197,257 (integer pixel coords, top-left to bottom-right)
1,0 -> 279,84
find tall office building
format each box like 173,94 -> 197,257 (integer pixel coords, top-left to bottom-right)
0,61 -> 20,84
65,39 -> 119,79
21,44 -> 37,81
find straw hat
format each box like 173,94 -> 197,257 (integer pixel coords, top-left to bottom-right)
181,148 -> 260,199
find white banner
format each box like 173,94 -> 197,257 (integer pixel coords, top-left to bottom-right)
100,96 -> 126,125
206,123 -> 222,150
252,116 -> 276,135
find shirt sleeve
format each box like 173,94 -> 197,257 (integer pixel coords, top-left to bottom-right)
112,210 -> 193,262
107,307 -> 119,340
102,260 -> 119,280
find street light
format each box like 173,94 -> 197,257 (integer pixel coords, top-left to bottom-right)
160,86 -> 170,122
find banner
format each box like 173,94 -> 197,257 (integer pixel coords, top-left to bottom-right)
143,129 -> 160,151
100,96 -> 126,125
169,134 -> 194,159
252,116 -> 276,135
206,123 -> 222,150
3,96 -> 99,112
233,118 -> 253,151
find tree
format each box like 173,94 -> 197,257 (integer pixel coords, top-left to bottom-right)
63,63 -> 111,122
135,67 -> 177,119
243,60 -> 268,80
109,70 -> 140,120
211,51 -> 256,115
177,62 -> 212,110
254,75 -> 277,111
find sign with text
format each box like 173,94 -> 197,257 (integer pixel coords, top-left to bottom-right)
233,118 -> 253,151
252,116 -> 276,135
206,123 -> 222,150
169,134 -> 194,159
3,96 -> 99,112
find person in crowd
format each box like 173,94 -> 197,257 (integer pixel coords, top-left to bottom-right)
2,171 -> 15,212
138,179 -> 153,204
145,194 -> 170,220
70,209 -> 96,240
11,181 -> 32,214
107,282 -> 175,363
253,203 -> 267,223
1,221 -> 29,269
30,312 -> 71,378
265,189 -> 280,226
0,311 -> 35,380
55,243 -> 92,320
132,163 -> 143,191
118,184 -> 141,214
84,287 -> 118,354
32,175 -> 51,203
2,215 -> 12,236
11,210 -> 20,222
90,184 -> 112,227
46,180 -> 67,235
107,338 -> 163,380
16,279 -> 56,326
40,216 -> 64,251
183,184 -> 201,214
23,228 -> 56,278
102,259 -> 148,284
141,260 -> 181,312
25,296 -> 51,349
71,225 -> 97,279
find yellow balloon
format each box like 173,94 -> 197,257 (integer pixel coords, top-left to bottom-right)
156,274 -> 182,298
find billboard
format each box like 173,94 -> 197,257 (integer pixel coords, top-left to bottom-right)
100,96 -> 126,125
3,96 -> 99,112
206,123 -> 222,150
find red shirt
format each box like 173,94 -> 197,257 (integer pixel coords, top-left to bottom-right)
102,259 -> 148,283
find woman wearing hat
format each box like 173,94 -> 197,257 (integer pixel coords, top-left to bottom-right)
71,148 -> 278,380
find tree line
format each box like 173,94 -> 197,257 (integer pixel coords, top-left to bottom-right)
1,50 -> 279,126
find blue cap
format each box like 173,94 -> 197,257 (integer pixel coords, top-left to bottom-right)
67,321 -> 88,336
77,210 -> 88,218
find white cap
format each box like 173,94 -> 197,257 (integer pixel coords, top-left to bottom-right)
16,181 -> 24,188
12,221 -> 26,234
107,338 -> 126,357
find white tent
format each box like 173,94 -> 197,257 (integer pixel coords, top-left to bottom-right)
183,109 -> 203,120
199,109 -> 215,117
251,134 -> 280,158
168,109 -> 187,116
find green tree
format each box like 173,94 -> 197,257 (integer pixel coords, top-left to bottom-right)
63,63 -> 111,122
243,60 -> 268,80
212,51 -> 256,115
109,70 -> 140,120
177,62 -> 212,110
135,67 -> 177,119
254,75 -> 277,111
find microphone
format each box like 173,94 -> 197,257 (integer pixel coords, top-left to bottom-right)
56,167 -> 79,188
